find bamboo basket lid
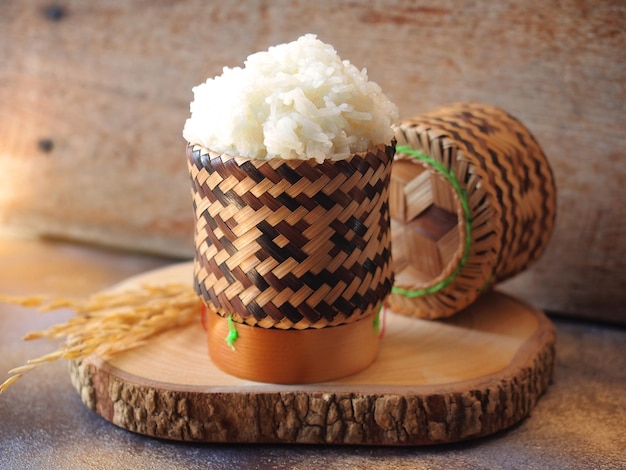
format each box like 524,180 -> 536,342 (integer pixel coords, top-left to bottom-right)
389,102 -> 556,319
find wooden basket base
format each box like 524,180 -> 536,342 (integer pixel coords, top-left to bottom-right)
206,310 -> 379,384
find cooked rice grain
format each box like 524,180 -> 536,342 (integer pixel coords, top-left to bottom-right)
183,34 -> 398,162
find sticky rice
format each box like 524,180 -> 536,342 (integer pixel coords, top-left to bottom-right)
183,34 -> 398,163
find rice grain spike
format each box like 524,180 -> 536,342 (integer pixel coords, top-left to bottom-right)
0,283 -> 201,393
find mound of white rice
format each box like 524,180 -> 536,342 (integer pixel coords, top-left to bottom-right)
183,34 -> 398,163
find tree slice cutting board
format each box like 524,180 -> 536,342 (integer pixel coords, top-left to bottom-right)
69,263 -> 556,446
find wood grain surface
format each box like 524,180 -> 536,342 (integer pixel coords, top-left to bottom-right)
69,263 -> 556,445
0,1 -> 624,322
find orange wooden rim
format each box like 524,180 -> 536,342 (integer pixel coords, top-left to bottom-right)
206,310 -> 380,384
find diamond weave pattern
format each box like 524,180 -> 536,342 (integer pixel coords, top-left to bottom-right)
187,144 -> 395,329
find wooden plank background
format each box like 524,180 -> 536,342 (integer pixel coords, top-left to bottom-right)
0,0 -> 624,323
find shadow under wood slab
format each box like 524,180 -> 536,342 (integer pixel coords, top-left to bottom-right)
69,263 -> 555,446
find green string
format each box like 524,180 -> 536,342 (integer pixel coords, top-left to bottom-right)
391,145 -> 473,298
479,274 -> 494,293
373,303 -> 382,333
226,315 -> 239,350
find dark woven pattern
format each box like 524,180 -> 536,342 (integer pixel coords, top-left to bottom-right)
391,102 -> 557,319
187,144 -> 395,329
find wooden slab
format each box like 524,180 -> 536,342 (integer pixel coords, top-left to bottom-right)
69,263 -> 556,446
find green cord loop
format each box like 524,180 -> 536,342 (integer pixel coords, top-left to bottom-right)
391,145 -> 473,298
373,303 -> 382,333
226,315 -> 239,350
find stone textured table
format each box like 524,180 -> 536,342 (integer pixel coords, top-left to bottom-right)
1,237 -> 625,469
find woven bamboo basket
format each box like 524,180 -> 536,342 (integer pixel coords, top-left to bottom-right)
187,143 -> 395,383
389,102 -> 556,319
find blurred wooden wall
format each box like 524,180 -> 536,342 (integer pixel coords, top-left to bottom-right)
1,1 -> 624,323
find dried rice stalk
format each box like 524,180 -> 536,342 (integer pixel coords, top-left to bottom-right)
0,284 -> 202,394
